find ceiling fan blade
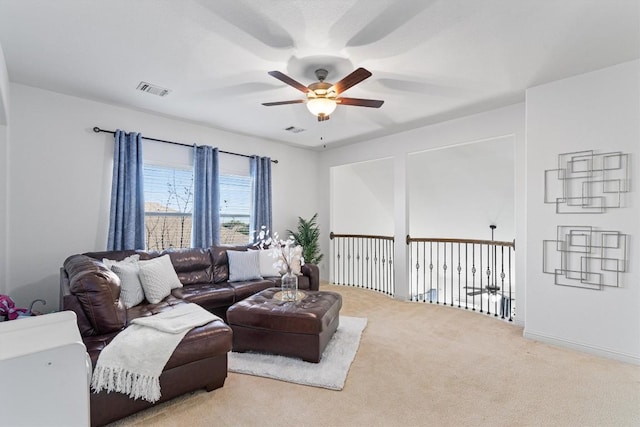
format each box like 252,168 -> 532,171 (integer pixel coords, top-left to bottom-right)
262,99 -> 305,106
467,291 -> 485,296
337,97 -> 384,108
267,71 -> 310,93
329,67 -> 372,94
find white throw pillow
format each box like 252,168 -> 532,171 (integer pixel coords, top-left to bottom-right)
102,254 -> 140,270
227,250 -> 263,282
137,254 -> 183,304
110,262 -> 145,308
259,248 -> 282,277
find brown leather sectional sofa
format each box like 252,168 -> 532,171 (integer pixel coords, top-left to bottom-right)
60,245 -> 319,427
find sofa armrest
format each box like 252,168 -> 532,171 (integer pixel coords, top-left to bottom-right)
60,267 -> 97,336
301,264 -> 320,291
63,254 -> 127,335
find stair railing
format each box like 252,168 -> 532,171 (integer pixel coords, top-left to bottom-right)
406,233 -> 515,321
330,232 -> 395,296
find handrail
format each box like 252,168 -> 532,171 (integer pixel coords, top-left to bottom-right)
330,232 -> 395,241
406,235 -> 515,249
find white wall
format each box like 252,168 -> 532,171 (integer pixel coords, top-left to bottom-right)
0,123 -> 6,296
331,158 -> 394,236
408,136 -> 515,240
524,60 -> 640,364
0,42 -> 8,125
0,42 -> 9,296
6,83 -> 319,310
319,103 -> 526,309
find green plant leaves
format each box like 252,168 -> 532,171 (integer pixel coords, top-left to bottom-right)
287,213 -> 324,265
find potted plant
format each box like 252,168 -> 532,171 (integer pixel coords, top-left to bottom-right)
287,213 -> 323,265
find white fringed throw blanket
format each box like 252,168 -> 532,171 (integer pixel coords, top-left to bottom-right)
91,303 -> 219,403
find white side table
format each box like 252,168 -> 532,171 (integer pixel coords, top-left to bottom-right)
0,311 -> 91,427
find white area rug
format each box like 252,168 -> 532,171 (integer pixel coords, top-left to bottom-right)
228,316 -> 367,390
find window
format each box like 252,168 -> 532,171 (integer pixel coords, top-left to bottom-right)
219,174 -> 251,245
143,165 -> 251,250
144,165 -> 194,251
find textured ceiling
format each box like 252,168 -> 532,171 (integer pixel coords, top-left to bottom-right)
0,0 -> 638,148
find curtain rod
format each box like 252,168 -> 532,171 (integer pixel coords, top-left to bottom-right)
92,127 -> 278,164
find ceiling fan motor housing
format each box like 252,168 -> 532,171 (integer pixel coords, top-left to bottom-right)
314,68 -> 329,81
308,81 -> 334,99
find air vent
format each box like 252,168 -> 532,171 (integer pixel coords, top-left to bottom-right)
136,81 -> 171,97
284,126 -> 305,134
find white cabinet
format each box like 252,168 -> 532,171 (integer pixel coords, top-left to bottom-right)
0,311 -> 91,427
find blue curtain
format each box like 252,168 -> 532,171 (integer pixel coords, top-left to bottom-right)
192,145 -> 220,247
107,130 -> 145,250
250,156 -> 272,242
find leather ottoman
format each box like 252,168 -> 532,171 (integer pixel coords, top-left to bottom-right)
226,288 -> 342,363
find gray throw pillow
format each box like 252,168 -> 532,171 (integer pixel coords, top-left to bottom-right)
102,254 -> 140,270
227,250 -> 263,282
137,254 -> 183,304
110,262 -> 145,308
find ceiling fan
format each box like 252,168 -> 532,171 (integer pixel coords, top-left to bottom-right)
262,67 -> 384,121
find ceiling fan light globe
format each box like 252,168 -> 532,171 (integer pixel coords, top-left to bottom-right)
306,98 -> 337,117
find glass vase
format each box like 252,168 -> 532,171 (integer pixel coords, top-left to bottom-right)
281,270 -> 299,301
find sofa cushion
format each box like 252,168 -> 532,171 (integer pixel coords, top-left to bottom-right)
126,295 -> 187,323
171,283 -> 236,311
84,297 -> 233,370
138,255 -> 182,304
227,280 -> 274,302
227,250 -> 262,282
64,255 -> 126,335
83,321 -> 232,372
84,250 -> 157,262
163,248 -> 213,286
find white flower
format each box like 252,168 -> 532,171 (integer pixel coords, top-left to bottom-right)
255,226 -> 304,274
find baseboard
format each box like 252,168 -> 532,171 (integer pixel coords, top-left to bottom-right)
523,330 -> 640,366
511,317 -> 525,328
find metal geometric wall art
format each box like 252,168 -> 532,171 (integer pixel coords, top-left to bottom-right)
543,226 -> 628,290
544,150 -> 630,213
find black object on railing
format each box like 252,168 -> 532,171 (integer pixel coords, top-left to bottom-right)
406,230 -> 515,322
330,232 -> 395,296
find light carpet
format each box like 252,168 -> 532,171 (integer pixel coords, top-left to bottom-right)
228,316 -> 367,390
108,284 -> 640,427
